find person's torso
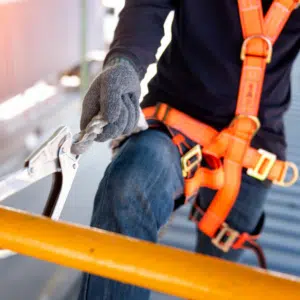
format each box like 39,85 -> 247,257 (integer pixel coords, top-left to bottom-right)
143,0 -> 300,159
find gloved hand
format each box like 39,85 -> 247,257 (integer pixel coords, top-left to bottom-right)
80,57 -> 141,142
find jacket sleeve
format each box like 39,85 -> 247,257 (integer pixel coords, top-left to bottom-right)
104,0 -> 175,78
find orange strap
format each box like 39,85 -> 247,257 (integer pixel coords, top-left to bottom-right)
143,105 -> 297,189
199,0 -> 299,237
236,0 -> 299,116
143,0 -> 299,242
200,117 -> 258,236
190,203 -> 267,269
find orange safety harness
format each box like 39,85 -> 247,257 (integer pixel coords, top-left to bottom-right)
143,0 -> 299,268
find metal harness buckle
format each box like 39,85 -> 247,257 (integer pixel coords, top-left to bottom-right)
181,145 -> 202,178
247,148 -> 276,181
212,224 -> 240,252
240,35 -> 273,64
273,161 -> 299,187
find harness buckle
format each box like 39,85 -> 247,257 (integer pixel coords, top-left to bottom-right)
231,115 -> 261,137
247,149 -> 276,181
181,145 -> 202,178
240,35 -> 273,64
273,161 -> 299,187
211,224 -> 240,252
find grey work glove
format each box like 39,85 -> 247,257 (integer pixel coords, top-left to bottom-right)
80,57 -> 141,142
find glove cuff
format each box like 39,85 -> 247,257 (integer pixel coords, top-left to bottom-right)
103,53 -> 145,80
104,56 -> 134,69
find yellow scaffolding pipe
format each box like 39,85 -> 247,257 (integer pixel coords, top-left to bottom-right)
1,205 -> 300,300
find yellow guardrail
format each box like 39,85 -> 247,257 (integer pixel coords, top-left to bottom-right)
1,205 -> 300,300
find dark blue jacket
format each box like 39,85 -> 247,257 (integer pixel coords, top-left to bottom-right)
106,0 -> 300,159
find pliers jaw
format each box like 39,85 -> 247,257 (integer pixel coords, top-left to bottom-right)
0,126 -> 79,258
40,126 -> 79,220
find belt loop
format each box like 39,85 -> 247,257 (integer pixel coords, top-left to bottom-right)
162,106 -> 171,122
153,102 -> 171,122
153,103 -> 162,119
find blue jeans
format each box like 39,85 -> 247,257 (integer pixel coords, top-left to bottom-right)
78,128 -> 270,300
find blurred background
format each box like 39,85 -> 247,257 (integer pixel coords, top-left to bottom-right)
0,1 -> 299,300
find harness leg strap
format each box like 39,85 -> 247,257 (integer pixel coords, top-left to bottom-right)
199,116 -> 259,237
198,159 -> 243,237
190,203 -> 267,269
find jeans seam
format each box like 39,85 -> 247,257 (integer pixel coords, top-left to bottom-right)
143,164 -> 175,231
82,273 -> 91,300
92,138 -> 133,229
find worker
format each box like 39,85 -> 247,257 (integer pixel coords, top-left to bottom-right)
77,1 -> 300,299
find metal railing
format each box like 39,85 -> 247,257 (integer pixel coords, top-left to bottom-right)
1,205 -> 300,300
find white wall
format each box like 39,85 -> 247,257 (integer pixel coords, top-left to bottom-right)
0,0 -> 104,101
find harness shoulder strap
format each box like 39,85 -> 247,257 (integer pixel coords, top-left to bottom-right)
236,0 -> 299,116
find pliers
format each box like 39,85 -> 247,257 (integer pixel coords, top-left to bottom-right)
0,115 -> 107,258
